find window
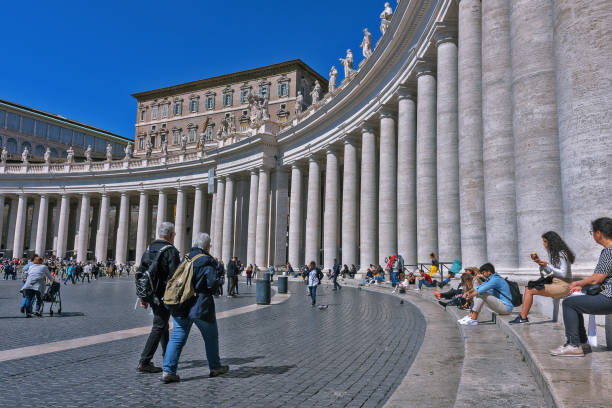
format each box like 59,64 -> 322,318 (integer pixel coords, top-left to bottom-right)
21,117 -> 34,135
35,121 -> 48,138
259,85 -> 269,99
95,137 -> 106,152
240,122 -> 248,132
0,109 -> 5,128
50,148 -> 59,158
240,90 -> 249,104
140,110 -> 146,121
173,103 -> 182,116
278,82 -> 289,97
161,104 -> 168,118
138,137 -> 144,150
188,127 -> 196,142
49,125 -> 60,140
150,135 -> 156,147
206,96 -> 215,110
205,125 -> 214,141
223,93 -> 232,107
6,138 -> 17,154
189,99 -> 199,112
152,106 -> 158,120
7,113 -> 20,130
35,145 -> 46,157
60,128 -> 73,144
172,130 -> 180,145
161,123 -> 166,129
72,132 -> 84,146
151,125 -> 156,131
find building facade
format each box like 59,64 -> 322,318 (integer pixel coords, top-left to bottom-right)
0,0 -> 610,280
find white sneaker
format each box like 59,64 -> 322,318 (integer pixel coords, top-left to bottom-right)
457,315 -> 471,323
461,318 -> 478,326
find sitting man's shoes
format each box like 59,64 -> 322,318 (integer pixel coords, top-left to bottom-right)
460,318 -> 478,326
209,365 -> 229,378
438,300 -> 448,309
25,313 -> 33,318
20,306 -> 25,313
433,291 -> 441,300
34,311 -> 42,317
509,315 -> 529,324
550,344 -> 584,357
138,361 -> 163,373
161,372 -> 180,383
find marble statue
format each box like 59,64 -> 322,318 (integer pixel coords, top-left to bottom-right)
361,28 -> 373,59
295,91 -> 304,115
199,130 -> 207,148
66,146 -> 75,164
106,143 -> 113,161
145,140 -> 152,158
124,143 -> 133,159
339,49 -> 355,80
161,137 -> 169,155
180,133 -> 187,151
21,147 -> 29,164
380,2 -> 393,35
1,147 -> 7,164
329,66 -> 338,92
311,80 -> 322,103
85,145 -> 92,162
44,147 -> 51,164
247,93 -> 270,129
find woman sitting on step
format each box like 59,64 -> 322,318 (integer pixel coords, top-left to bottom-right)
510,231 -> 574,324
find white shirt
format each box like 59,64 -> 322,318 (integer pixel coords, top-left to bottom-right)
308,269 -> 319,287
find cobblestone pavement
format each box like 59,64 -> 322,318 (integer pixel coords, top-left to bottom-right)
0,280 -> 425,407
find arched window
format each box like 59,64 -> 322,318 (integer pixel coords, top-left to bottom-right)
6,138 -> 17,154
21,141 -> 32,153
35,145 -> 46,157
50,148 -> 59,158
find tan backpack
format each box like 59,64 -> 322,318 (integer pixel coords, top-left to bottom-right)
163,254 -> 205,310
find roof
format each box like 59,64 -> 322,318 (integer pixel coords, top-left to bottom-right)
0,98 -> 131,144
131,59 -> 328,100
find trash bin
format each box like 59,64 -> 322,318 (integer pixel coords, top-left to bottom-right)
256,278 -> 271,305
277,276 -> 288,293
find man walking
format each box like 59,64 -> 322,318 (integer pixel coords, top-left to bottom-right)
308,261 -> 319,306
227,257 -> 238,297
161,232 -> 229,383
332,258 -> 341,291
137,222 -> 181,373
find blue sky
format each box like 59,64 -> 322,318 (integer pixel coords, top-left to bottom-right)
1,0 -> 388,139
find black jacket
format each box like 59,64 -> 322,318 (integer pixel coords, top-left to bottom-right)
172,247 -> 220,323
144,239 -> 181,300
227,260 -> 238,277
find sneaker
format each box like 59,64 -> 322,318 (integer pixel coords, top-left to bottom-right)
457,315 -> 471,323
461,318 -> 478,326
581,343 -> 593,354
138,362 -> 163,373
438,301 -> 448,309
550,344 -> 584,357
34,311 -> 43,317
433,291 -> 441,300
25,313 -> 33,318
20,306 -> 25,313
160,372 -> 180,383
209,365 -> 229,378
509,315 -> 529,324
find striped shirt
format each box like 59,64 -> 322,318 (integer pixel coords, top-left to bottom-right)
594,246 -> 612,298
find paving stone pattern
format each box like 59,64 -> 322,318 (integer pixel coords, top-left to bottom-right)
0,281 -> 426,407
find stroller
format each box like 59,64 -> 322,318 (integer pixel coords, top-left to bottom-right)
42,281 -> 62,315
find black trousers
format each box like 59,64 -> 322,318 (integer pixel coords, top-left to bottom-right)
441,288 -> 462,299
562,293 -> 612,346
140,303 -> 170,364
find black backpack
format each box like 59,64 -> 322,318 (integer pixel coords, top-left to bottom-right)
316,268 -> 323,285
494,277 -> 523,307
135,245 -> 172,305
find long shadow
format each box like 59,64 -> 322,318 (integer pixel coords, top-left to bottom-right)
181,364 -> 296,381
180,355 -> 265,369
0,312 -> 85,319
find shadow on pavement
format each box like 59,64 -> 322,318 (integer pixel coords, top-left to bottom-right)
181,356 -> 265,369
181,364 -> 296,381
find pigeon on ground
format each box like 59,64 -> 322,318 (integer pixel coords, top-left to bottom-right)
400,300 -> 404,304
318,305 -> 328,310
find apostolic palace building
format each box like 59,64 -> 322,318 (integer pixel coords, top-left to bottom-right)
0,0 -> 610,281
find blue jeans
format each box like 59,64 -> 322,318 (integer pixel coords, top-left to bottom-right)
246,277 -> 252,286
309,285 -> 317,305
21,289 -> 41,314
163,316 -> 221,375
418,280 -> 434,289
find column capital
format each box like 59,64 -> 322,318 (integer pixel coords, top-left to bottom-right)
378,105 -> 396,120
360,121 -> 376,134
324,144 -> 341,155
343,133 -> 360,145
224,174 -> 234,182
290,160 -> 307,171
433,22 -> 458,47
416,58 -> 436,78
397,86 -> 416,101
120,191 -> 130,197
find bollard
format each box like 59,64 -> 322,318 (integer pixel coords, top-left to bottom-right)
256,278 -> 271,305
277,276 -> 288,293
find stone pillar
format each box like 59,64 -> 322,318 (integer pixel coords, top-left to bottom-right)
288,164 -> 304,268
379,108 -> 398,265
212,179 -> 225,258
175,188 -> 187,257
95,193 -> 110,262
323,147 -> 340,270
416,66 -> 438,262
510,0 -> 563,270
553,0 -> 612,269
246,170 -> 259,267
482,0 -> 518,270
115,192 -> 129,265
342,137 -> 358,267
305,157 -> 321,266
135,191 -> 149,266
221,176 -> 235,264
397,88 -> 418,266
29,197 -> 41,252
360,125 -> 377,270
56,194 -> 70,259
155,189 -> 167,238
435,31 -> 461,263
254,168 -> 270,269
271,168 -> 289,267
458,0 -> 487,267
210,191 -> 217,243
0,195 -> 4,250
192,185 -> 205,235
77,193 -> 90,262
13,193 -> 27,259
234,177 -> 249,263
35,194 -> 49,256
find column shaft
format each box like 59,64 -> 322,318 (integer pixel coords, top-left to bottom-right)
13,194 -> 27,259
29,197 -> 41,252
156,190 -> 167,238
135,191 -> 149,265
246,170 -> 259,267
324,149 -> 339,269
175,188 -> 187,257
192,185 -> 204,235
360,127 -> 377,270
213,179 -> 225,258
35,194 -> 49,256
0,195 -> 4,250
115,193 -> 129,265
95,193 -> 110,262
272,169 -> 289,267
342,139 -> 358,267
77,194 -> 90,262
379,110 -> 398,264
305,158 -> 321,266
255,168 -> 270,268
288,165 -> 303,268
56,194 -> 70,259
221,176 -> 235,264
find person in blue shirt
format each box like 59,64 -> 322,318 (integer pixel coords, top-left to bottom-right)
460,263 -> 513,326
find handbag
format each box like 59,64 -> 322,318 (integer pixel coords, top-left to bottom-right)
527,275 -> 553,291
583,284 -> 602,296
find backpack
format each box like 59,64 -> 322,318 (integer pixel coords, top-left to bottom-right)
494,277 -> 523,307
134,244 -> 172,305
163,253 -> 205,311
316,268 -> 323,285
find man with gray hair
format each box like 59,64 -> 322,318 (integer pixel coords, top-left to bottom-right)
161,232 -> 228,383
137,221 -> 181,373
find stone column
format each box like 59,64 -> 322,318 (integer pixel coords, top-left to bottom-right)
35,194 -> 49,256
342,137 -> 358,267
435,31 -> 461,263
379,108 -> 398,265
288,164 -> 303,268
482,0 -> 518,270
234,177 -> 249,263
255,168 -> 270,268
29,197 -> 41,252
416,66 -> 438,262
56,194 -> 70,259
360,125 -> 377,270
221,176 -> 235,264
135,191 -> 149,266
156,189 -> 167,238
213,179 -> 225,258
397,88 -> 418,265
323,147 -> 340,270
458,0 -> 487,267
192,185 -> 205,235
553,0 -> 612,269
305,157 -> 322,266
246,170 -> 259,267
0,195 -> 4,250
95,193 -> 110,262
77,193 -> 90,262
271,168 -> 289,267
210,192 -> 217,243
510,0 -> 563,270
115,192 -> 129,265
13,193 -> 27,259
175,188 -> 187,257
6,198 -> 18,251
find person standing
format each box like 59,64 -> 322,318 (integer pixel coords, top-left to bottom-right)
332,259 -> 341,291
268,265 -> 275,282
137,222 -> 181,373
308,261 -> 319,306
161,232 -> 229,383
227,257 -> 238,297
20,255 -> 54,317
